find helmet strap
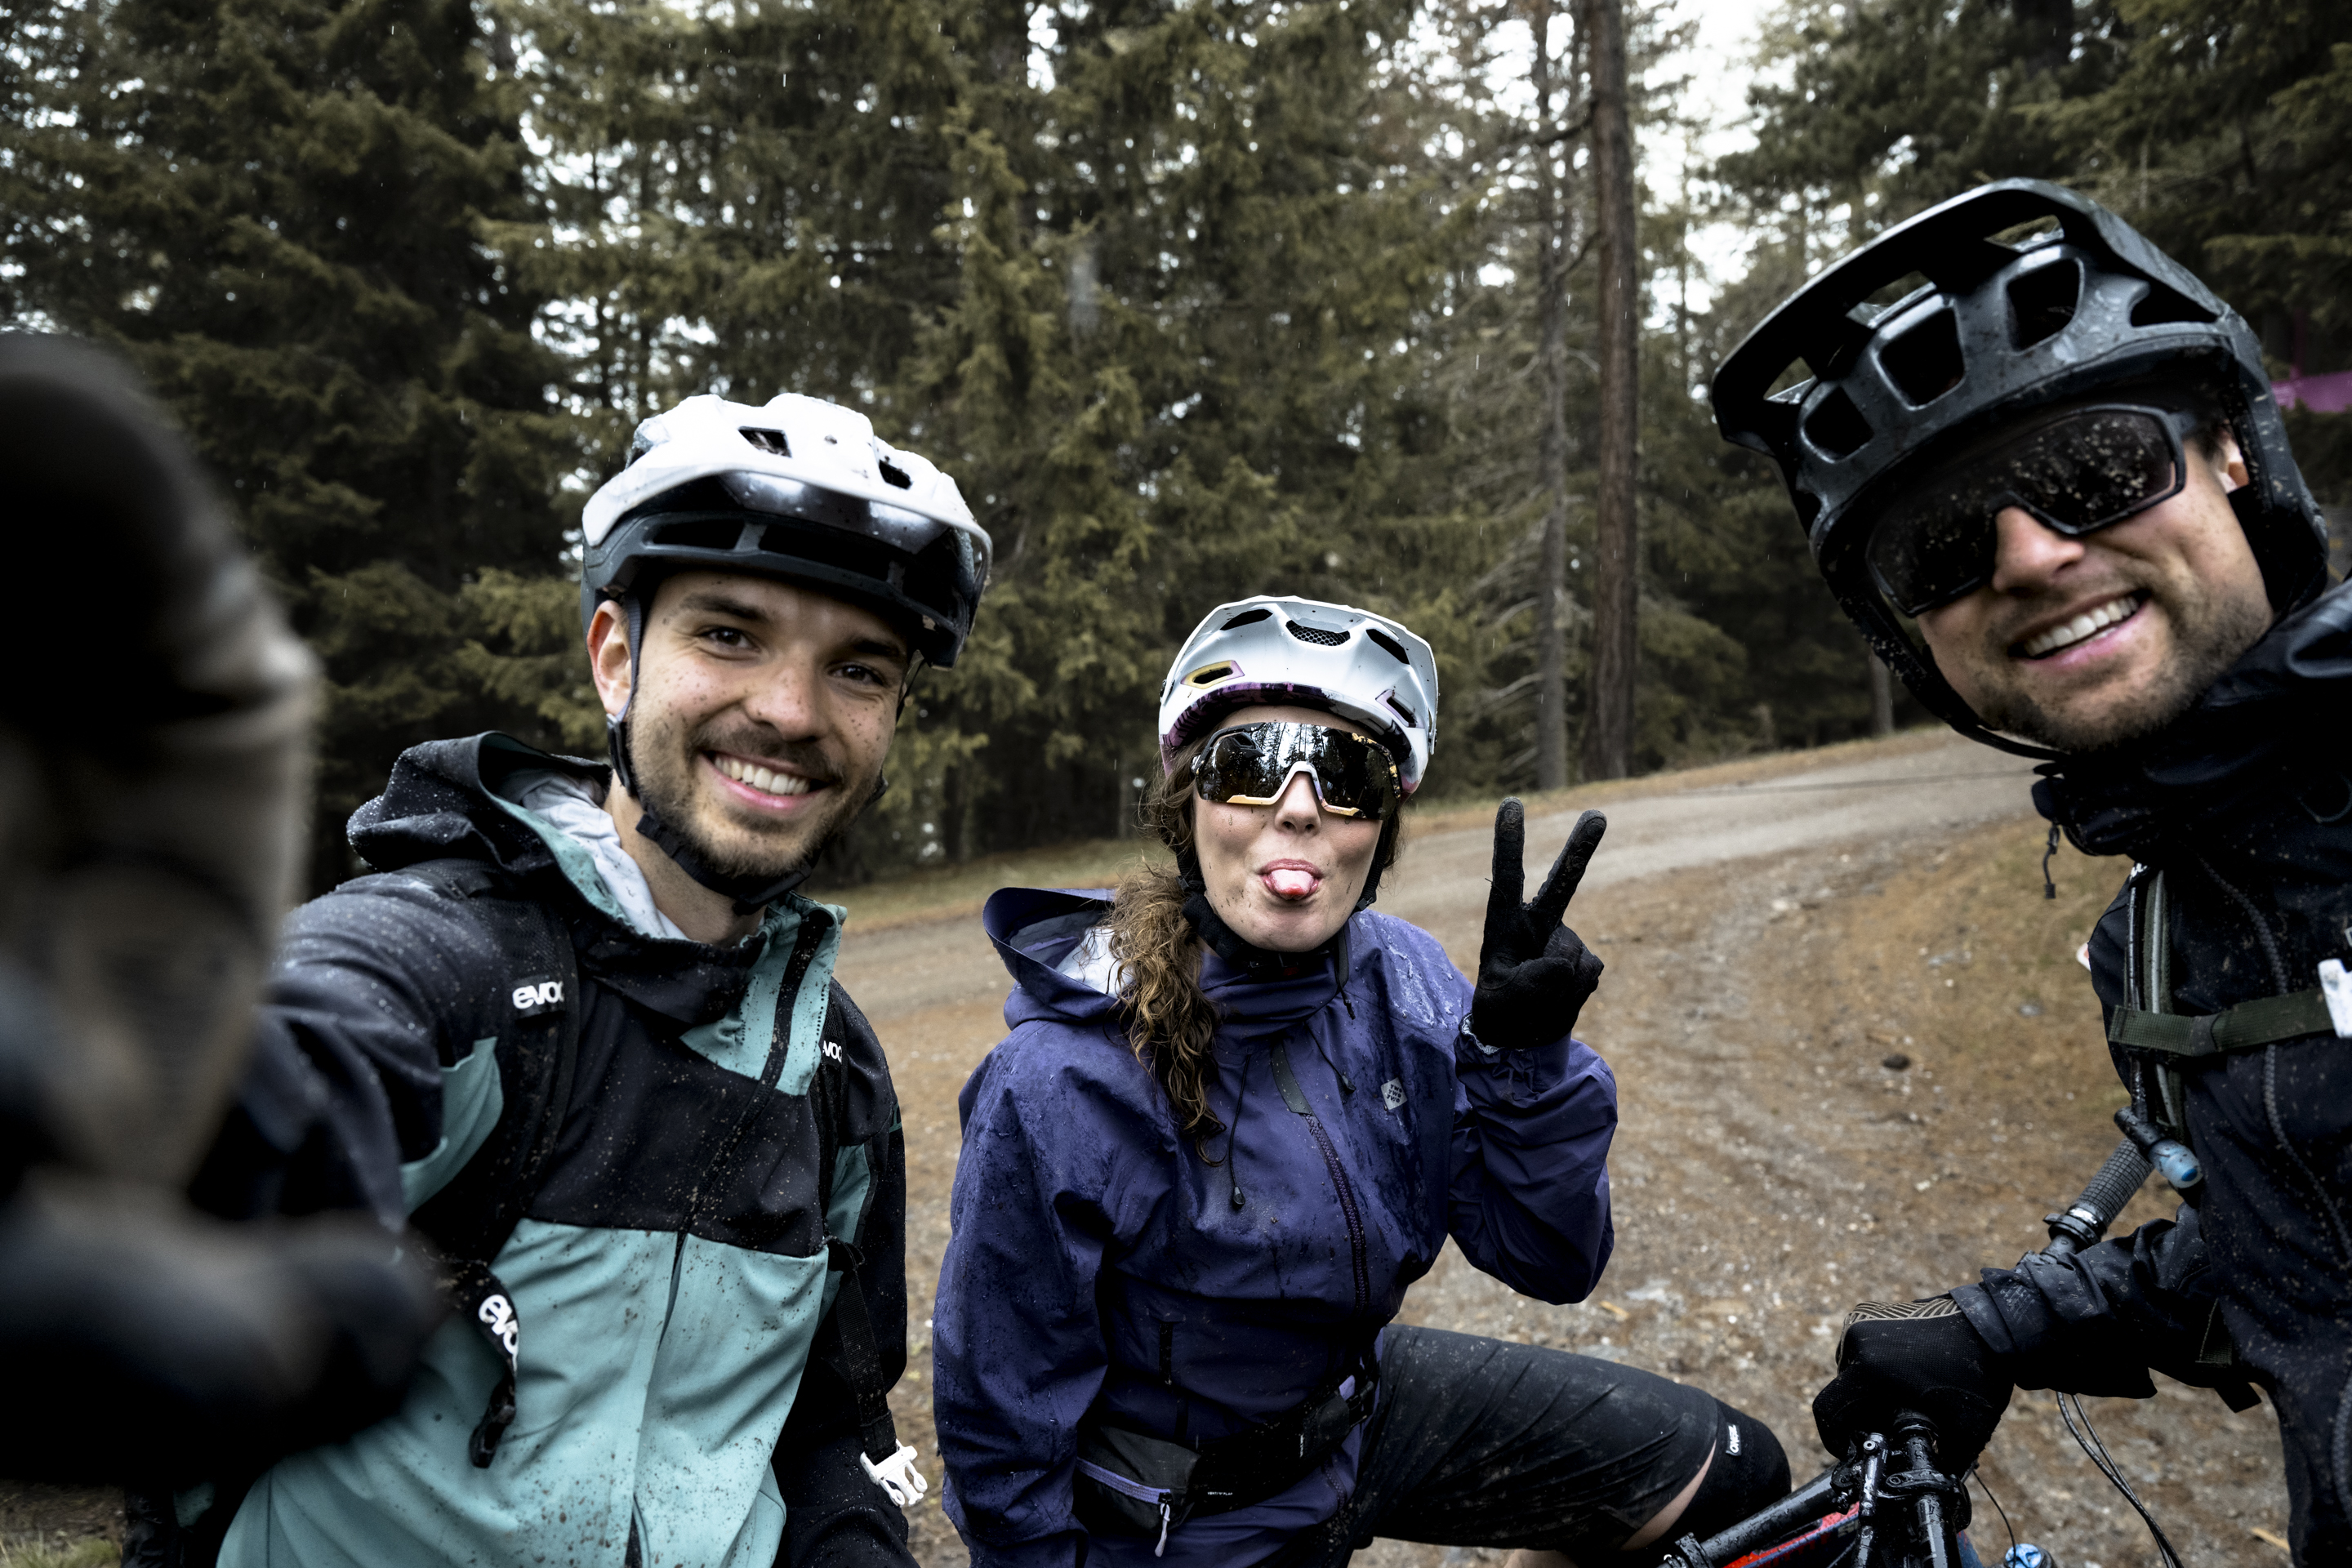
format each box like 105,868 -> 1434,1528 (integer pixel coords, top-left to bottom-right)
1175,853 -> 1346,982
602,590 -> 815,920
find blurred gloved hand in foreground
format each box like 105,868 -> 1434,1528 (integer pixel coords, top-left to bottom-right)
0,334 -> 441,1482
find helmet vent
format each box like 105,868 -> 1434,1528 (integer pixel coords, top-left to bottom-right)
739,427 -> 791,456
1387,695 -> 1419,727
1879,309 -> 1965,406
879,457 -> 913,489
2130,279 -> 2220,329
1802,387 -> 1874,459
653,518 -> 745,550
1285,621 -> 1348,647
1365,626 -> 1410,664
1220,608 -> 1273,630
1184,662 -> 1236,688
2007,259 -> 2081,349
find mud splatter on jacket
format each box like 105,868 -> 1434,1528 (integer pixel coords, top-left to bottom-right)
933,887 -> 1619,1567
203,735 -> 907,1568
1953,580 -> 2352,1563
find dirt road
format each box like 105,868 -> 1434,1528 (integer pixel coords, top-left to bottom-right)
857,733 -> 2295,1567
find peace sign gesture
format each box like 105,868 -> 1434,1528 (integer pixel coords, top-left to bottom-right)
1468,800 -> 1607,1051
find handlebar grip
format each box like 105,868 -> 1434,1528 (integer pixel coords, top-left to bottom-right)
2042,1139 -> 2151,1258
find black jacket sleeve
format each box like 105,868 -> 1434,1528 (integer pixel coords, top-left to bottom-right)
189,875 -> 499,1227
1953,1203 -> 2223,1398
773,984 -> 913,1567
771,1129 -> 913,1566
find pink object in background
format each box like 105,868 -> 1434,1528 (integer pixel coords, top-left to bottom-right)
2272,371 -> 2352,413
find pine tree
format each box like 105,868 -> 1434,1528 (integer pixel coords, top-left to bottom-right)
3,0 -> 577,889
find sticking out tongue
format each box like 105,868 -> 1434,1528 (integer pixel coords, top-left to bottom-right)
1266,867 -> 1320,901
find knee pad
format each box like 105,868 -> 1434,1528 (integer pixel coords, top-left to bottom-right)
1675,1399 -> 1792,1544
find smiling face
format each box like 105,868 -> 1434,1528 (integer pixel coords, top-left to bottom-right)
589,571 -> 908,937
1913,425 -> 2274,752
1190,703 -> 1386,953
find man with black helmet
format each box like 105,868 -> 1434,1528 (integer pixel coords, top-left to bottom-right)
161,391 -> 987,1567
1714,179 -> 2350,1561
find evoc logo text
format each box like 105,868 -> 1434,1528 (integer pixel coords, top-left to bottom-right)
510,975 -> 565,1017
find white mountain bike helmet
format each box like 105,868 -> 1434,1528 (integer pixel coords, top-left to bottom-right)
580,391 -> 991,666
1159,596 -> 1440,792
579,391 -> 991,911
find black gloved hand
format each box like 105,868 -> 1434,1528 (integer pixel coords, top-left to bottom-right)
1468,801 -> 1606,1050
1813,1297 -> 2015,1470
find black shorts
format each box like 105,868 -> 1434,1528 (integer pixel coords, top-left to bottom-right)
1263,1325 -> 1727,1565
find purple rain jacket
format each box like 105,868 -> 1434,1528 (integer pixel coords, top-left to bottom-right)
933,887 -> 1619,1567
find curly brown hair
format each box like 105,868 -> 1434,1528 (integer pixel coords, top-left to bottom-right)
1104,735 -> 1404,1157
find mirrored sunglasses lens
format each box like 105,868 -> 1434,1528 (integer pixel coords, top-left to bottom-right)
1870,483 -> 1995,615
1199,724 -> 1396,818
1868,409 -> 2179,614
2007,410 -> 2176,529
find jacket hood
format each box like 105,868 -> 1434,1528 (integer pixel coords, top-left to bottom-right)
349,733 -> 777,1028
982,885 -> 1344,1041
349,733 -> 608,881
2034,575 -> 2352,861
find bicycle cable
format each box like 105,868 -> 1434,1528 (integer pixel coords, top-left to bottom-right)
1971,1465 -> 2018,1564
2054,1392 -> 2185,1568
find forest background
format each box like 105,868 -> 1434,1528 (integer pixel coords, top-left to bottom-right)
5,0 -> 2350,893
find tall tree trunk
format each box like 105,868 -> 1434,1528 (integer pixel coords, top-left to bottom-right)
1531,0 -> 1571,791
2014,0 -> 2072,77
1582,0 -> 1638,781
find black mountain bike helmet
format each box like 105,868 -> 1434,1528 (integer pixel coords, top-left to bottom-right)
1711,179 -> 2329,755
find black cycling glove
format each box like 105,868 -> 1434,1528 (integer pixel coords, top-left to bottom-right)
1468,801 -> 1607,1050
1812,1296 -> 2014,1470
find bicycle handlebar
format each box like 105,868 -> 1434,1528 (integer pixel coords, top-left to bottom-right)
1662,1419 -> 1972,1568
2041,1137 -> 2149,1258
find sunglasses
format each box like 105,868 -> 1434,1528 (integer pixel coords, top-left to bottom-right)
1190,723 -> 1402,822
1865,404 -> 2203,617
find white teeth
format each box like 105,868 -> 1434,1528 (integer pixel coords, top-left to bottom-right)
2022,595 -> 2139,658
714,755 -> 812,796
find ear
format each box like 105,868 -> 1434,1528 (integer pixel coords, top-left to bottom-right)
2212,427 -> 2250,493
586,598 -> 634,720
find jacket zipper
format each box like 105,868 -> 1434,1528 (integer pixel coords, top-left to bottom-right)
1268,1039 -> 1370,1313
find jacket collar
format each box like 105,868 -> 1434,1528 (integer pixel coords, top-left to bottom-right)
350,733 -> 791,1027
982,885 -> 1344,1040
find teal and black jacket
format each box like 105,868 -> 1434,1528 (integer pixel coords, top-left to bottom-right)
194,734 -> 909,1568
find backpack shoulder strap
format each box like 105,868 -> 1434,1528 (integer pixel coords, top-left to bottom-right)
402,859 -> 581,1261
394,858 -> 581,1468
808,982 -> 922,1506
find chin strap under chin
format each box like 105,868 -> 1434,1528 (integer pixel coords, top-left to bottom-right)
608,715 -> 816,917
604,595 -> 855,920
1176,855 -> 1347,982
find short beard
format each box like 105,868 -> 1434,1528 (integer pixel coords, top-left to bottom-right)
625,709 -> 872,884
1976,589 -> 2273,753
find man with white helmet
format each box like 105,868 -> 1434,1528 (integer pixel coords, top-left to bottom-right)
154,391 -> 987,1567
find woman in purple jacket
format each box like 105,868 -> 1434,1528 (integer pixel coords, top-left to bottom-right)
933,597 -> 1786,1566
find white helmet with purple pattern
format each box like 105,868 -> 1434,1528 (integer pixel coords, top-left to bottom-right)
1158,595 -> 1440,793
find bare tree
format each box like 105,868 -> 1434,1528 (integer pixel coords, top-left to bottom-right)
1869,655 -> 1895,736
1580,0 -> 1637,780
1530,0 -> 1575,791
